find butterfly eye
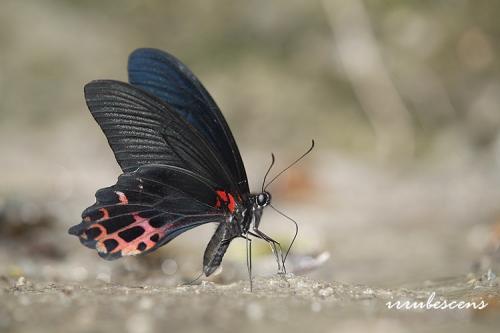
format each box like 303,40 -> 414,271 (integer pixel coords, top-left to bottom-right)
256,191 -> 271,207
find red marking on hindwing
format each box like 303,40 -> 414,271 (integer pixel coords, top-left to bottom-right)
115,191 -> 128,205
99,208 -> 109,220
215,191 -> 238,213
93,212 -> 167,256
89,224 -> 107,241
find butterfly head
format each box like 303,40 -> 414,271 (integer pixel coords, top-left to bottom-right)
255,191 -> 271,208
249,191 -> 271,231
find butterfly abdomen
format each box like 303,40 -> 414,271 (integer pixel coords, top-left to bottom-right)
203,220 -> 242,276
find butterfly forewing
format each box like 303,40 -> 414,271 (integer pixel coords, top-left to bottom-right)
128,48 -> 249,194
84,80 -> 241,195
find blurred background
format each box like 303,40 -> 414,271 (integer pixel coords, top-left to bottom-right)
1,0 -> 500,296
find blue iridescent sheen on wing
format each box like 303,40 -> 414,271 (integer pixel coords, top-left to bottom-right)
128,48 -> 249,194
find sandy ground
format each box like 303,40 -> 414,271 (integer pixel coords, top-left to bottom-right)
3,166 -> 500,326
1,273 -> 499,333
2,2 -> 500,332
2,147 -> 500,332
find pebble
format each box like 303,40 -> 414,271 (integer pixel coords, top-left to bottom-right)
481,269 -> 496,282
318,286 -> 334,297
363,288 -> 374,295
15,276 -> 25,288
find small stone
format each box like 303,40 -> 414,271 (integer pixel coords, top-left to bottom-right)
15,276 -> 25,288
318,286 -> 334,297
200,280 -> 214,289
363,288 -> 374,295
62,286 -> 74,295
296,280 -> 310,289
481,269 -> 496,282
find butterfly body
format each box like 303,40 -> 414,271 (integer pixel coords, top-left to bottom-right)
69,48 -> 281,278
203,191 -> 271,275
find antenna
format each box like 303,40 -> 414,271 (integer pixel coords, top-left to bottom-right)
261,153 -> 276,192
264,140 -> 315,191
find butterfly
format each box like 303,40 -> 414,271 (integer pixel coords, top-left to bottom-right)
68,48 -> 313,284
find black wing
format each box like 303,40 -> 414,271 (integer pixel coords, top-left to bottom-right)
68,165 -> 225,259
128,48 -> 249,194
84,79 -> 241,196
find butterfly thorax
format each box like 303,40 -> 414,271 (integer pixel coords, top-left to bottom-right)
234,190 -> 273,235
202,191 -> 271,276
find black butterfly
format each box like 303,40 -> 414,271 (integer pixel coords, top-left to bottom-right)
68,48 -> 313,284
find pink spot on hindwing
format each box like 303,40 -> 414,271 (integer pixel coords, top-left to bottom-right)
115,191 -> 129,205
93,212 -> 166,256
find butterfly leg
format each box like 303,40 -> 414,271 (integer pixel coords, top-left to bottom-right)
241,233 -> 253,291
183,271 -> 204,286
250,229 -> 286,275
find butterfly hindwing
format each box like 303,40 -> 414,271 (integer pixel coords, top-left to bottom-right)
128,48 -> 249,194
69,165 -> 225,259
